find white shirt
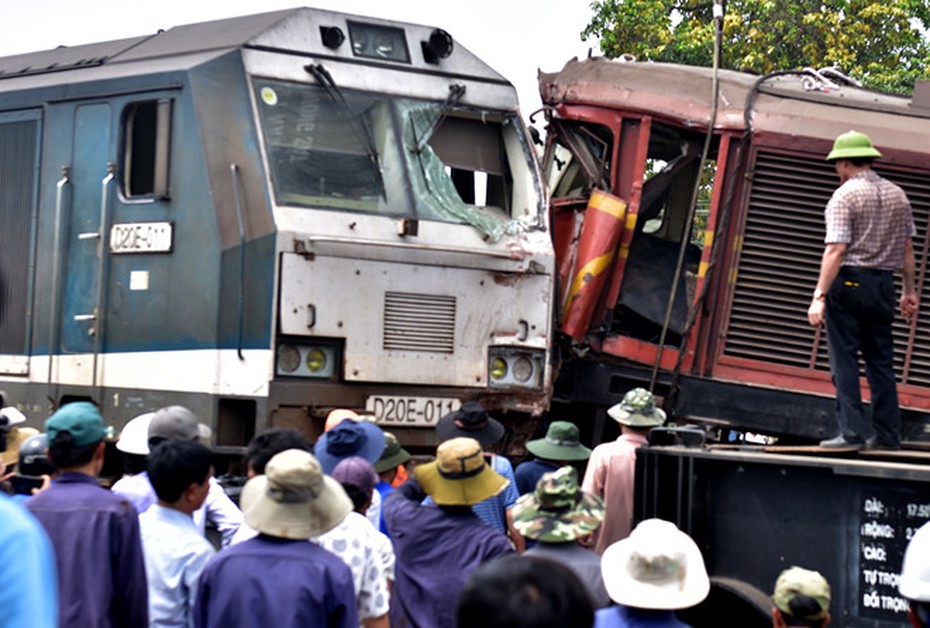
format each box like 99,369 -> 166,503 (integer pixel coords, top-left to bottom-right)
315,512 -> 392,622
192,478 -> 244,547
139,505 -> 215,628
112,471 -> 156,514
119,474 -> 243,547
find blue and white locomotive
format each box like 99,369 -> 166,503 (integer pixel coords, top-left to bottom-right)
0,8 -> 554,450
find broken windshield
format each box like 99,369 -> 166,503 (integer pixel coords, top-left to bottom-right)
254,78 -> 539,239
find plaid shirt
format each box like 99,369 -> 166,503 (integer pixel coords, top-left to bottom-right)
825,170 -> 916,270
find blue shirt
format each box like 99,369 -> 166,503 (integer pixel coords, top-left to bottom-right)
194,535 -> 357,628
140,505 -> 216,628
0,494 -> 58,628
25,471 -> 148,628
470,454 -> 520,532
384,479 -> 514,628
375,480 -> 394,537
514,458 -> 561,495
526,541 -> 611,608
595,606 -> 693,628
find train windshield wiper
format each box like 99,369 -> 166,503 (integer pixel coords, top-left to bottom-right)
305,63 -> 386,201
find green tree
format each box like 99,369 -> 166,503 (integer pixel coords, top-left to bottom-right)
583,0 -> 930,92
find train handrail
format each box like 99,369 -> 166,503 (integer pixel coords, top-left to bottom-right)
46,166 -> 71,402
90,164 -> 115,401
230,163 -> 247,361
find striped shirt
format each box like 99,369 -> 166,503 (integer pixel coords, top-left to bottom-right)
825,170 -> 915,270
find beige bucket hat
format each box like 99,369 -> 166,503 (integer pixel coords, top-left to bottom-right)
240,448 -> 352,540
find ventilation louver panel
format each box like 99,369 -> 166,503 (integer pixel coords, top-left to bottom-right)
383,292 -> 456,353
723,150 -> 930,385
0,117 -> 38,355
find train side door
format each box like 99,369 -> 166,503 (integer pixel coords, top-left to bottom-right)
46,102 -> 115,386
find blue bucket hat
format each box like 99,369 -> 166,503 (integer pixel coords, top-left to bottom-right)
314,419 -> 385,475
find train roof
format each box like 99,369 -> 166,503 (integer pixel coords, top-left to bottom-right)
0,8 -> 508,90
540,57 -> 930,156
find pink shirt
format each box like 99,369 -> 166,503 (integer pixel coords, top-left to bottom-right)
581,432 -> 648,555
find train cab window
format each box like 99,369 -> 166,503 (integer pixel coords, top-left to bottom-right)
121,99 -> 171,199
256,79 -> 410,217
256,78 -> 541,239
543,120 -> 613,198
613,122 -> 717,345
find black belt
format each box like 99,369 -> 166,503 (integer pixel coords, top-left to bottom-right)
839,266 -> 893,276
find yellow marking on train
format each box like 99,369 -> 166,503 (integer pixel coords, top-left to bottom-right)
590,192 -> 627,219
567,252 -> 615,301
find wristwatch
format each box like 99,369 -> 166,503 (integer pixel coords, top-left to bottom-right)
813,288 -> 826,300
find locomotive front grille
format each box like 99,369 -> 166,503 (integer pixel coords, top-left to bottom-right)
383,292 -> 456,353
724,149 -> 930,385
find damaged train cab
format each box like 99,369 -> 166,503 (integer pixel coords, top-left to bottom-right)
541,58 -> 930,442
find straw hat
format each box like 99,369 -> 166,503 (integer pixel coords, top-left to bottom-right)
512,466 -> 604,542
240,449 -> 352,540
601,518 -> 709,610
1,426 -> 39,467
415,437 -> 508,506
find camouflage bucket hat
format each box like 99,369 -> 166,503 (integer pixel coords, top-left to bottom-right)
607,388 -> 666,427
512,466 -> 604,542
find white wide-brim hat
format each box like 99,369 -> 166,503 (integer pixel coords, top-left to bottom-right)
601,518 -> 710,610
241,449 -> 352,540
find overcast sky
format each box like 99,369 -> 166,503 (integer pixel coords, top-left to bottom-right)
0,0 -> 599,119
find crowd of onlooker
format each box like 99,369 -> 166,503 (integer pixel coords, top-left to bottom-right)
1,388 -> 929,628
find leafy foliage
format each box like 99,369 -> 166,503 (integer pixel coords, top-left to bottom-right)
583,0 -> 930,92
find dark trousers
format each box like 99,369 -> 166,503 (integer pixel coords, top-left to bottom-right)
825,266 -> 901,444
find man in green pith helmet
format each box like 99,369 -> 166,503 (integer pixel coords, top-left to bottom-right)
808,130 -> 918,451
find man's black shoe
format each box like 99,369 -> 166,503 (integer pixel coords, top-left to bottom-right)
865,437 -> 901,451
819,435 -> 864,449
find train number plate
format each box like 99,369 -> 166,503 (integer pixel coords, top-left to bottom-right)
109,221 -> 173,254
366,395 -> 461,427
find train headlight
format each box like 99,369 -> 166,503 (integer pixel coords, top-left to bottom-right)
305,347 -> 327,373
487,349 -> 544,390
275,341 -> 339,379
490,357 -> 508,381
277,344 -> 301,373
512,356 -> 534,383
